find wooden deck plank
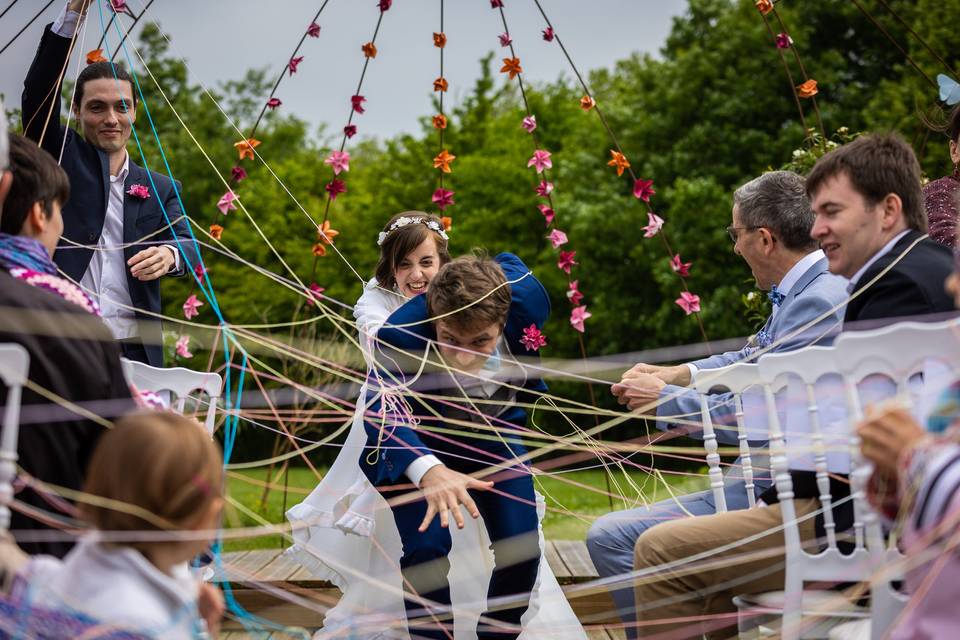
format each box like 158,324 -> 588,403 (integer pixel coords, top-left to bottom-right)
553,539 -> 598,580
256,550 -> 310,582
585,629 -> 612,640
220,549 -> 283,583
545,540 -> 572,580
606,628 -> 626,640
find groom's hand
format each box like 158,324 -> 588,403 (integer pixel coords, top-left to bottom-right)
418,465 -> 494,532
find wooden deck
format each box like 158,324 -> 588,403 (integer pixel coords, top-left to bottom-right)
215,540 -> 620,634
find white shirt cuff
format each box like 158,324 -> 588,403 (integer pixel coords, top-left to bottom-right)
52,6 -> 83,37
405,455 -> 443,487
162,245 -> 181,274
686,363 -> 698,381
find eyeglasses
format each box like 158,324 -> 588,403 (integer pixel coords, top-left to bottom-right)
726,225 -> 761,243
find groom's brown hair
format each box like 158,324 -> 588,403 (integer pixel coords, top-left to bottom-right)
426,254 -> 511,332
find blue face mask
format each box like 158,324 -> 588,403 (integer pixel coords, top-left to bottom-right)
482,346 -> 502,372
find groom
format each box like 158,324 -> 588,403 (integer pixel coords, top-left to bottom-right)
361,253 -> 550,640
590,170 -> 849,637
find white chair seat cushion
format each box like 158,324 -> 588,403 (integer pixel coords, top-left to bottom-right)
734,590 -> 869,618
828,619 -> 870,640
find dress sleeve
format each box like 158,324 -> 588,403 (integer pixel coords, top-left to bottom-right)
353,281 -> 401,368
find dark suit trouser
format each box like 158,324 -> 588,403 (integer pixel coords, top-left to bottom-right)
380,442 -> 540,640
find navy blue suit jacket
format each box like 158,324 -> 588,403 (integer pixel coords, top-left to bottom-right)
22,25 -> 200,366
360,253 -> 550,486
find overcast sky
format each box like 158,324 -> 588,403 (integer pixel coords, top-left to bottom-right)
1,0 -> 686,140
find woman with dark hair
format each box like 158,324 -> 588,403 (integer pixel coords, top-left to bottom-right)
923,104 -> 960,247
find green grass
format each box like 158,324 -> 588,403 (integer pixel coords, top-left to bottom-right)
223,465 -> 708,552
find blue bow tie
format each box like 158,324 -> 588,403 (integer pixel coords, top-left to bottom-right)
768,285 -> 785,306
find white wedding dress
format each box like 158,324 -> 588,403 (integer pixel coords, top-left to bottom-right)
286,278 -> 586,639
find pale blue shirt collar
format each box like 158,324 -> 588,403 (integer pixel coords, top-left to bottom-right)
846,229 -> 911,294
777,249 -> 825,298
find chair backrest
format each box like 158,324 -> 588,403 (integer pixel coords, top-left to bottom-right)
120,359 -> 223,435
691,362 -> 768,512
0,343 -> 29,532
832,319 -> 960,640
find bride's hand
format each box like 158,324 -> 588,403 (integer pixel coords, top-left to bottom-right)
417,465 -> 494,532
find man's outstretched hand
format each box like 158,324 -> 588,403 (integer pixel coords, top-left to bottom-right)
418,465 -> 494,532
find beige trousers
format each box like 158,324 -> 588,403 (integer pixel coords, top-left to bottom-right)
632,499 -> 818,639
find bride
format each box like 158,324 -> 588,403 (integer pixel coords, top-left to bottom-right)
286,212 -> 585,639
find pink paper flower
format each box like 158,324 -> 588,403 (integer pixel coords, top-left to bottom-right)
307,22 -> 321,37
557,250 -> 577,274
193,263 -> 207,284
499,32 -> 513,47
432,188 -> 455,211
231,166 -> 247,182
344,124 -> 358,138
535,180 -> 554,197
537,204 -> 555,226
567,280 -> 583,306
325,179 -> 347,201
570,305 -> 591,333
490,0 -> 504,7
110,0 -> 127,12
379,0 -> 392,10
522,115 -> 537,133
182,294 -> 203,319
217,191 -> 238,215
126,184 -> 149,199
671,254 -> 692,277
175,335 -> 193,359
633,178 -> 655,202
542,27 -> 555,42
775,32 -> 793,49
306,282 -> 325,306
325,150 -> 351,175
675,291 -> 701,315
527,149 -> 552,173
351,95 -> 366,114
642,212 -> 664,238
548,228 -> 568,248
288,56 -> 304,76
520,324 -> 547,351
266,97 -> 282,109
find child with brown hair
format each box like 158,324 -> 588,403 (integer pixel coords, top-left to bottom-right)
10,411 -> 225,638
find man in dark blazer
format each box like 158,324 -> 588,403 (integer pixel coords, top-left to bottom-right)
21,0 -> 199,366
630,133 -> 956,639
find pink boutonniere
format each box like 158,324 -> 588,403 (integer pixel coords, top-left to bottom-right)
126,184 -> 150,199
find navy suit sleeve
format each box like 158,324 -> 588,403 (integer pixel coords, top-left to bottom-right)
853,270 -> 935,324
157,179 -> 200,277
22,25 -> 69,155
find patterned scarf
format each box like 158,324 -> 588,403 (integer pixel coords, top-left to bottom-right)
0,233 -> 57,275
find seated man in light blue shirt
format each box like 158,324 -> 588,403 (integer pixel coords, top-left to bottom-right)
587,170 -> 848,638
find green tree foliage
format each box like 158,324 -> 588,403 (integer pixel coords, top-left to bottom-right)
73,0 -> 957,450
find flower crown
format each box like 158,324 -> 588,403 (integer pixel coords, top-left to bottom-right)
377,216 -> 449,246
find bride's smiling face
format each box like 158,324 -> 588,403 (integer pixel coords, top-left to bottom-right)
394,235 -> 441,298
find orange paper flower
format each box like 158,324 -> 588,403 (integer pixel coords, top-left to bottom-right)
86,48 -> 107,64
433,77 -> 449,92
607,150 -> 631,176
432,114 -> 448,130
579,95 -> 596,111
797,79 -> 819,98
500,57 -> 522,80
441,216 -> 452,231
317,219 -> 339,245
312,243 -> 327,257
433,149 -> 456,173
433,32 -> 447,48
233,138 -> 261,160
755,0 -> 773,14
362,42 -> 377,58
209,224 -> 224,240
